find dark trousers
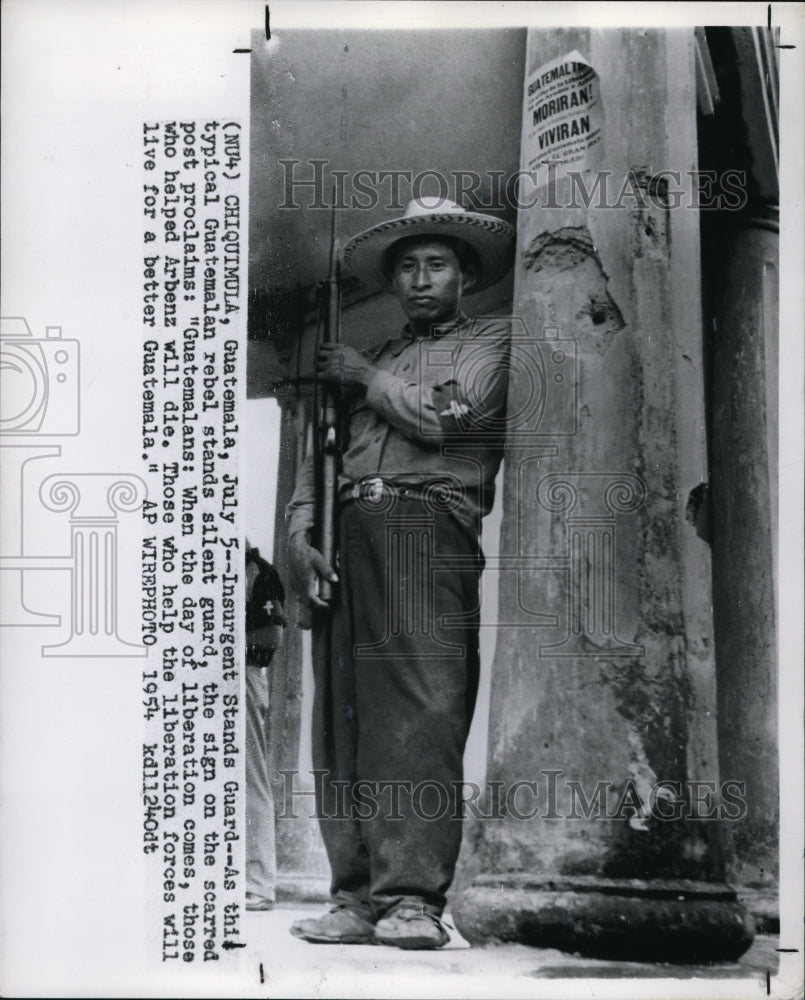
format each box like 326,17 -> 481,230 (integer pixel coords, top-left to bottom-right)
311,498 -> 482,917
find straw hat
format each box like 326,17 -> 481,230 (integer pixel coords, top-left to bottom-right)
342,197 -> 515,295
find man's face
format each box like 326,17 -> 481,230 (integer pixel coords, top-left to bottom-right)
390,238 -> 468,325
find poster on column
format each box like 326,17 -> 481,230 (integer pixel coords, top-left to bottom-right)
1,3 -> 803,1000
521,49 -> 605,189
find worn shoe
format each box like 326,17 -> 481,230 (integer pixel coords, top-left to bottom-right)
290,905 -> 376,944
374,905 -> 450,950
245,892 -> 274,912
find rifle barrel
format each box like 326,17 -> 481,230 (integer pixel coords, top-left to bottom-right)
318,200 -> 341,604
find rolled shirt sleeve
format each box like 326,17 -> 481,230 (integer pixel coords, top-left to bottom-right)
285,452 -> 315,541
364,320 -> 510,443
364,368 -> 442,441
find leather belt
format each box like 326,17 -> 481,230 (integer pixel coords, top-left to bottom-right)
340,477 -> 458,506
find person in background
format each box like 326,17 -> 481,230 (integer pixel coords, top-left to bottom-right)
245,541 -> 287,911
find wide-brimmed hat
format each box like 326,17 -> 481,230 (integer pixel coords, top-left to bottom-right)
342,197 -> 515,295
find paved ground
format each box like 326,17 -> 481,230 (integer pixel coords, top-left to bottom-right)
241,903 -> 787,999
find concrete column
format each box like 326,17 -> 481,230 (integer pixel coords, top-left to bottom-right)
452,28 -> 753,962
711,208 -> 779,928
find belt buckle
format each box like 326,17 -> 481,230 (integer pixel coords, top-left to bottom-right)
364,477 -> 385,503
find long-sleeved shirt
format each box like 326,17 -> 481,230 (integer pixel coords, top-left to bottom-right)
286,312 -> 511,540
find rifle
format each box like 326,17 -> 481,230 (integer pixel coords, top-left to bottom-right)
313,198 -> 342,604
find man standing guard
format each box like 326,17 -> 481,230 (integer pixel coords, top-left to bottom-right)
286,198 -> 514,949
